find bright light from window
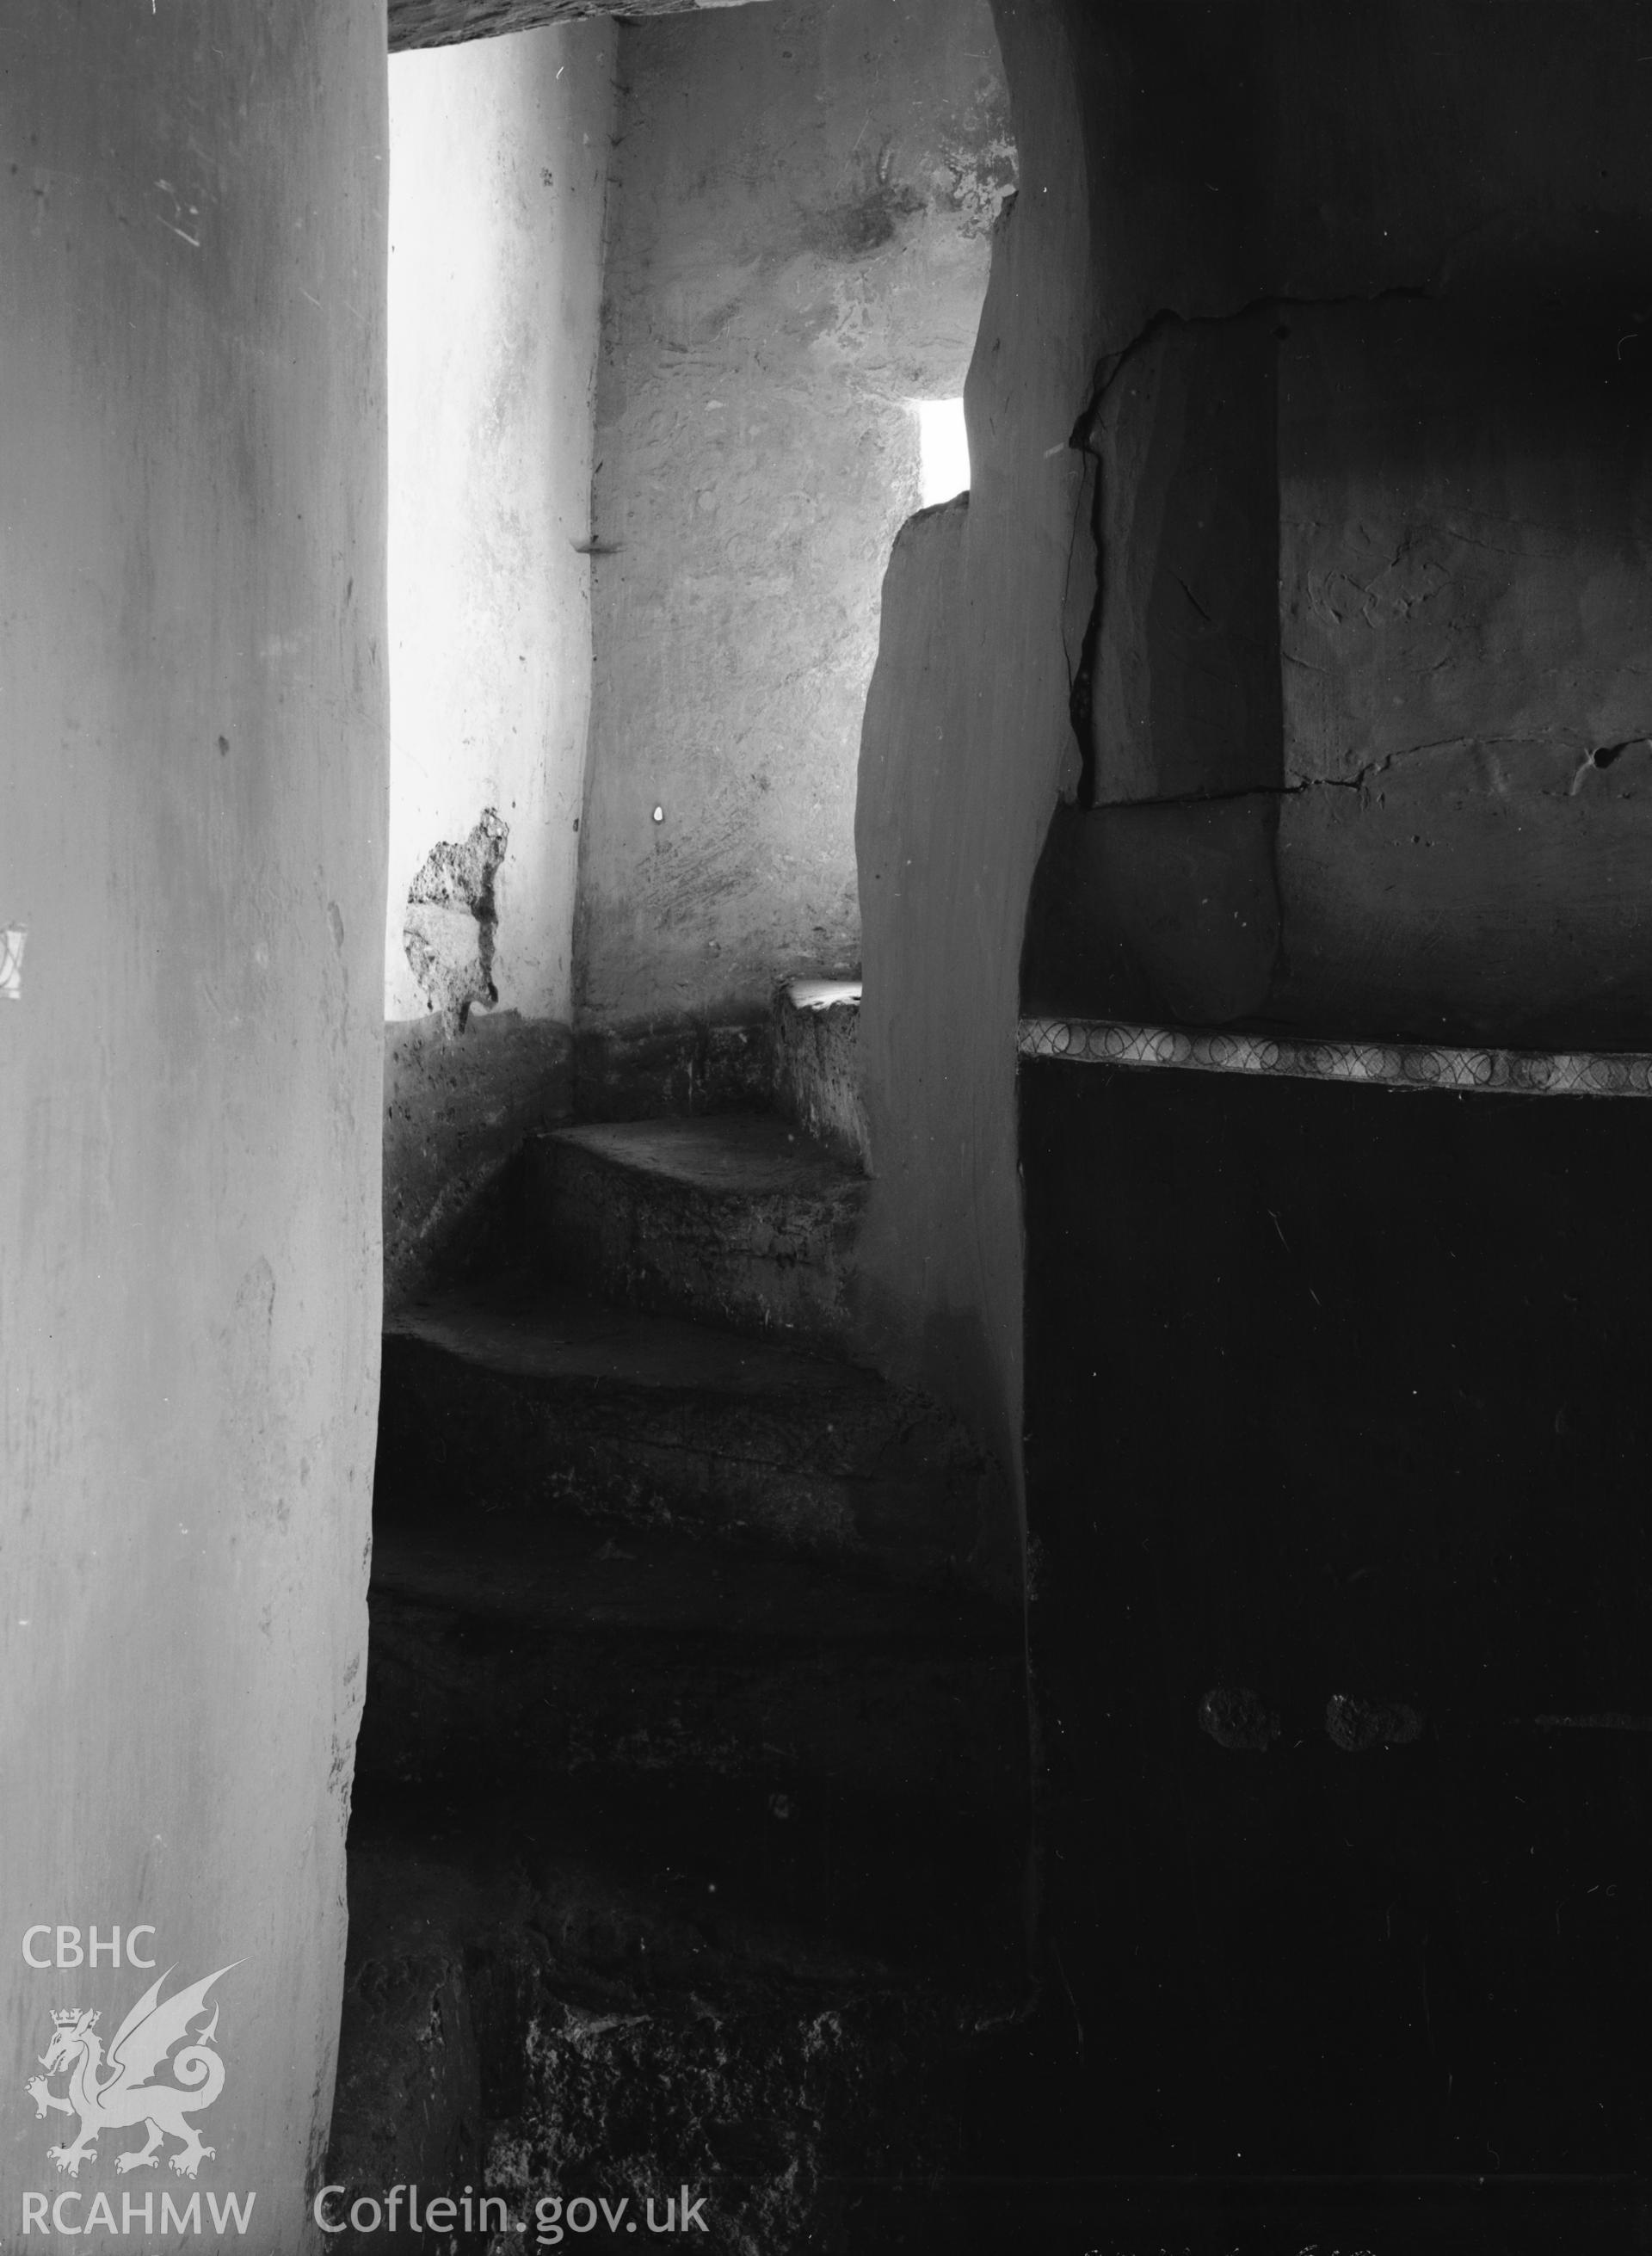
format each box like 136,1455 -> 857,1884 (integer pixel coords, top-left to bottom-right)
911,398 -> 970,507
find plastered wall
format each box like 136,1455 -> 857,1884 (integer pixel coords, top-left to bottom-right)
574,0 -> 1012,1047
0,4 -> 387,2248
1002,9 -> 1652,2174
385,22 -> 613,1031
853,0 -> 1094,1517
858,0 -> 1652,1539
383,24 -> 613,1293
1026,293 -> 1652,1048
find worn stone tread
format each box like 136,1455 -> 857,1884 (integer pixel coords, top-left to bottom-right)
549,1113 -> 861,1201
522,1113 -> 866,1351
389,1266 -> 869,1398
344,1776 -> 1013,1991
358,1508 -> 1023,1818
378,1269 -> 998,1590
371,1502 -> 1008,1647
330,1790 -> 1022,2256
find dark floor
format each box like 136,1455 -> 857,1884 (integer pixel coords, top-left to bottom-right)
1021,1057 -> 1652,2206
331,1061 -> 1652,2253
330,1107 -> 1028,2255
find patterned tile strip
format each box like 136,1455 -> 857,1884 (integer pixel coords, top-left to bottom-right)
1017,1017 -> 1652,1099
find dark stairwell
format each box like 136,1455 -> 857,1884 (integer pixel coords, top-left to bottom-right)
324,995 -> 1028,2254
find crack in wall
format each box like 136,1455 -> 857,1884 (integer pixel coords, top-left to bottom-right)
1082,723 -> 1652,817
1063,403 -> 1104,803
1086,281 -> 1436,422
1082,741 -> 1448,816
1059,448 -> 1100,801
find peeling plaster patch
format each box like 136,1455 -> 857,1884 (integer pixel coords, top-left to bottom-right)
1,925 -> 26,1000
933,133 -> 1018,236
404,809 -> 509,1035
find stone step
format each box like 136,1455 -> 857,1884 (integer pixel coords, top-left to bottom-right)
328,1786 -> 1024,2255
773,976 -> 867,1171
522,1112 -> 866,1351
354,1504 -> 1024,1824
379,1271 -> 997,1591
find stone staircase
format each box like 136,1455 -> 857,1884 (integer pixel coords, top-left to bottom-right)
328,983 -> 1028,2254
523,1113 -> 865,1352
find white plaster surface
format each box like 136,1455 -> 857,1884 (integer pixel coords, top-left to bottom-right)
0,6 -> 387,2246
385,24 -> 614,1026
574,0 -> 1012,1034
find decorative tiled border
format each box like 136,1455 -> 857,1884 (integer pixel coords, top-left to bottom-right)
1017,1016 -> 1652,1099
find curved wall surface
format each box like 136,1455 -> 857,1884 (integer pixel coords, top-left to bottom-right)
0,8 -> 388,2246
576,0 -> 1010,1051
858,0 -> 1652,1572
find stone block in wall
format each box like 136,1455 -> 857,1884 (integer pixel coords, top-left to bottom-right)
1268,293 -> 1652,1041
1023,800 -> 1280,1029
1278,298 -> 1652,784
1269,740 -> 1652,1047
1032,293 -> 1652,1047
1089,310 -> 1282,808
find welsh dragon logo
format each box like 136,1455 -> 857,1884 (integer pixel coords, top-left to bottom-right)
24,1964 -> 236,2179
